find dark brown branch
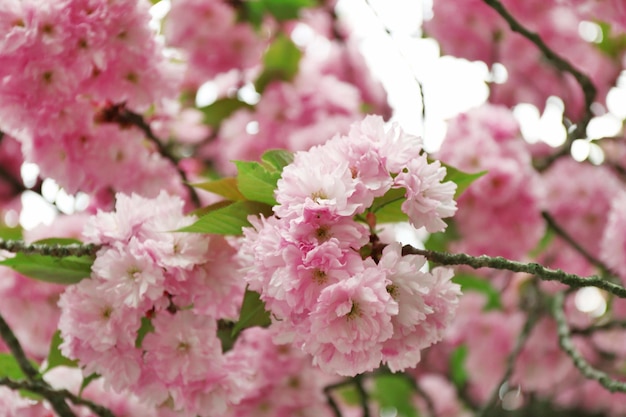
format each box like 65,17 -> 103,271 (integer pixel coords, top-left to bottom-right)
0,377 -> 116,417
99,104 -> 201,208
571,320 -> 626,336
477,285 -> 540,417
541,211 -> 612,278
483,0 -> 597,140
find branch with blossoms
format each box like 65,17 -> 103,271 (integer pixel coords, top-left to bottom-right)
98,103 -> 202,208
402,246 -> 626,299
0,239 -> 99,258
0,313 -> 115,417
482,0 -> 596,140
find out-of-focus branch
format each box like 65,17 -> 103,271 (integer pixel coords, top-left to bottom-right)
323,379 -> 353,417
0,312 -> 77,416
552,291 -> 626,393
354,374 -> 371,417
483,0 -> 597,159
402,246 -> 626,299
99,104 -> 201,208
571,319 -> 626,335
0,239 -> 100,257
0,378 -> 117,417
541,211 -> 613,278
477,284 -> 541,417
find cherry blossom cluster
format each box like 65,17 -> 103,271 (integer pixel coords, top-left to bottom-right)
58,192 -> 247,417
437,104 -> 545,259
0,0 -> 184,205
206,10 -> 392,174
164,0 -> 267,88
239,116 -> 460,376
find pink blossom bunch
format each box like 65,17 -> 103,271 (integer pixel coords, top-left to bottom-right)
164,0 -> 267,88
424,0 -> 620,118
559,0 -> 626,32
601,192 -> 626,282
58,192 -> 247,416
223,327 -> 337,417
0,0 -> 178,135
543,158 -> 621,275
438,104 -> 545,259
0,0 -> 185,207
239,116 -> 460,376
288,9 -> 392,118
207,72 -> 367,174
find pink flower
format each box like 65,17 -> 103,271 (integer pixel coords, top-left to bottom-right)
305,267 -> 398,376
395,155 -> 457,233
143,310 -> 223,385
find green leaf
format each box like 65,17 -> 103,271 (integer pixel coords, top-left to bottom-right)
423,219 -> 459,252
179,201 -> 273,235
241,0 -> 317,26
0,225 -> 22,240
79,373 -> 100,397
0,353 -> 27,380
596,22 -> 626,59
442,163 -> 487,198
453,273 -> 502,310
255,34 -> 302,93
371,374 -> 418,417
199,98 -> 252,128
370,187 -> 408,224
135,317 -> 155,349
336,385 -> 360,406
231,288 -> 271,337
450,345 -> 469,389
191,178 -> 245,202
0,252 -> 93,284
45,331 -> 77,372
234,161 -> 282,206
262,0 -> 317,21
260,149 -> 294,172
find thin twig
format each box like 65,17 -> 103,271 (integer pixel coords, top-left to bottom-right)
541,211 -> 612,278
363,0 -> 427,134
571,320 -> 626,336
483,0 -> 597,142
354,374 -> 371,417
0,313 -> 77,416
0,314 -> 38,381
101,104 -> 201,208
477,286 -> 541,417
323,378 -> 354,417
552,292 -> 626,392
0,239 -> 100,258
402,246 -> 626,299
0,378 -> 116,417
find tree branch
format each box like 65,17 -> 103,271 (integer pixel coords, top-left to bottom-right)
571,320 -> 626,336
552,291 -> 626,393
0,377 -> 116,417
477,285 -> 540,417
402,246 -> 626,298
483,0 -> 597,141
541,211 -> 612,278
0,313 -> 39,381
0,239 -> 100,258
0,312 -> 77,416
354,374 -> 371,417
99,104 -> 201,208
